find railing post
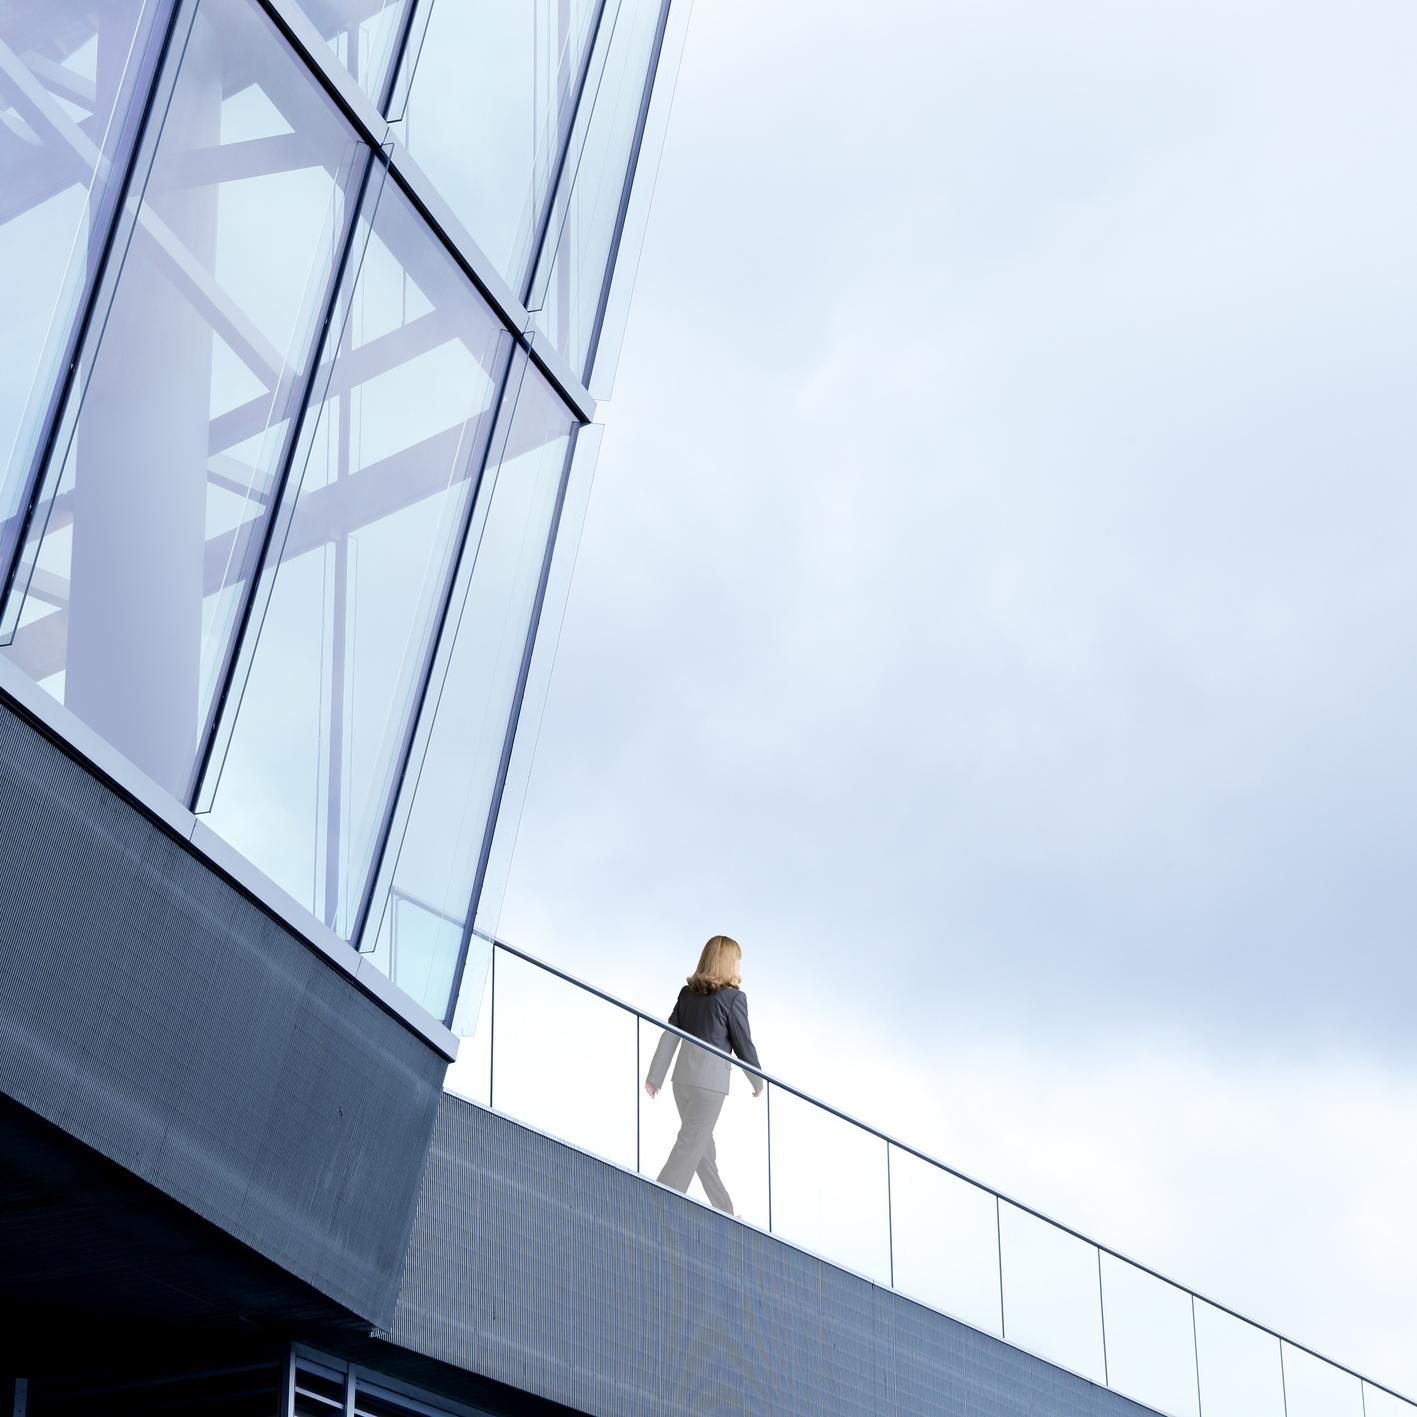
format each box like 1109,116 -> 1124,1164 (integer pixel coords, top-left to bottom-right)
488,945 -> 497,1110
1192,1292 -> 1205,1417
885,1142 -> 895,1289
765,1083 -> 773,1234
996,1194 -> 1006,1339
1097,1246 -> 1110,1388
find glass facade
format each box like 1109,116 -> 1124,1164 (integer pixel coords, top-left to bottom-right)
5,0 -> 367,796
362,356 -> 580,1012
0,0 -> 686,1028
205,179 -> 510,937
528,0 -> 670,382
396,0 -> 604,294
294,0 -> 408,103
0,0 -> 169,586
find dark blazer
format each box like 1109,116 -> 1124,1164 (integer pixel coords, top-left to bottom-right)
647,984 -> 762,1095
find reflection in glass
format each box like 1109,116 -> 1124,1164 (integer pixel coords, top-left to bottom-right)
997,1203 -> 1105,1383
1193,1301 -> 1286,1417
1099,1255 -> 1200,1417
639,1018 -> 768,1226
888,1147 -> 1002,1336
362,361 -> 576,1018
531,0 -> 665,379
398,0 -> 604,292
1281,1343 -> 1364,1417
290,0 -> 407,104
767,1086 -> 891,1284
0,0 -> 164,581
206,181 -> 508,938
489,948 -> 636,1168
2,0 -> 365,797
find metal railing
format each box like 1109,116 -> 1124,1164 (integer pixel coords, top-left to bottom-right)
455,937 -> 1412,1417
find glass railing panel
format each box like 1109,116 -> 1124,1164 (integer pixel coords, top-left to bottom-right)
459,944 -> 1415,1416
1281,1342 -> 1364,1417
1365,1382 -> 1417,1417
365,887 -> 469,1023
444,941 -> 493,1108
997,1202 -> 1106,1383
887,1145 -> 1002,1337
1099,1255 -> 1200,1417
1193,1300 -> 1286,1417
489,948 -> 636,1169
638,1019 -> 767,1225
766,1085 -> 891,1284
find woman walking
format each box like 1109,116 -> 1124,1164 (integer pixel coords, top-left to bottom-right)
644,934 -> 763,1214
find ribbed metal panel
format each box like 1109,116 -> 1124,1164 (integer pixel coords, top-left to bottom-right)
390,1096 -> 1163,1417
0,699 -> 447,1328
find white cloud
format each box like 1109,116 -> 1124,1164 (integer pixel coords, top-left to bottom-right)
495,0 -> 1417,1396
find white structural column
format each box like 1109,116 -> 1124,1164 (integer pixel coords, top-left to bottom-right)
66,14 -> 219,793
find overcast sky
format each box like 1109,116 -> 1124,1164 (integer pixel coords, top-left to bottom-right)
486,0 -> 1417,1396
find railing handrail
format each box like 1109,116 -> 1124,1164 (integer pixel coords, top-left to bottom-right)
490,936 -> 1413,1408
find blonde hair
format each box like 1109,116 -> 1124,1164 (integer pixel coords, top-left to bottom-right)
686,934 -> 742,995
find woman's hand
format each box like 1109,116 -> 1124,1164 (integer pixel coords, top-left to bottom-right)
644,1081 -> 659,1098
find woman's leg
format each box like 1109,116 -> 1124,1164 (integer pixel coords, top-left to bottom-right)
657,1083 -> 726,1194
694,1129 -> 734,1214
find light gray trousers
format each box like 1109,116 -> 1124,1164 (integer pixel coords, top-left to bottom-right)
657,1082 -> 733,1213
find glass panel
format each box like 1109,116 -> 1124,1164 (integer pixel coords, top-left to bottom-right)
639,1016 -> 768,1226
489,948 -> 636,1168
767,1086 -> 891,1283
583,0 -> 689,400
888,1146 -> 1002,1337
1282,1344 -> 1364,1417
443,937 -> 493,1107
205,180 -> 509,938
997,1202 -> 1106,1383
398,0 -> 604,292
1366,1383 -> 1417,1417
1099,1255 -> 1200,1417
2,0 -> 365,797
1193,1301 -> 1286,1417
292,0 -> 407,104
361,360 -> 575,1018
460,420 -> 602,995
0,0 -> 165,581
530,0 -> 664,379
